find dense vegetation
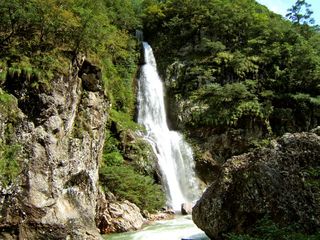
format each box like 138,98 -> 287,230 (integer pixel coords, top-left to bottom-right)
0,90 -> 22,187
143,0 -> 320,139
141,0 -> 320,237
99,110 -> 166,212
0,0 -> 166,212
0,0 -> 141,114
226,218 -> 320,240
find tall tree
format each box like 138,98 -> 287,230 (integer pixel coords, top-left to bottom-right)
286,0 -> 315,25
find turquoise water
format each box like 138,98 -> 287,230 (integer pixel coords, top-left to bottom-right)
104,216 -> 209,240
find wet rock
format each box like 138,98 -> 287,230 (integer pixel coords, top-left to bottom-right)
145,211 -> 175,222
193,131 -> 320,239
143,207 -> 175,222
181,203 -> 193,215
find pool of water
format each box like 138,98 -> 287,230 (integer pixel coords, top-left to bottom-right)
104,215 -> 209,240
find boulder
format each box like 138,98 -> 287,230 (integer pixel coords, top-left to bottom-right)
181,203 -> 193,215
193,131 -> 320,239
97,192 -> 145,234
145,211 -> 175,222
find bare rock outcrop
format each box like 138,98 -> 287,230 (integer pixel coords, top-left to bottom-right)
96,192 -> 145,234
181,203 -> 193,215
0,57 -> 108,239
193,131 -> 320,239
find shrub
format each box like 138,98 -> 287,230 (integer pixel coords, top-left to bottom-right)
99,163 -> 165,212
103,151 -> 124,167
0,89 -> 20,122
226,217 -> 320,240
0,144 -> 21,187
100,123 -> 164,212
109,109 -> 142,131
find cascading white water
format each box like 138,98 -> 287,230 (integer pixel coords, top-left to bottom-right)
137,42 -> 200,211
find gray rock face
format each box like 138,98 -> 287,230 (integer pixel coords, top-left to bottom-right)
193,131 -> 320,239
181,202 -> 193,215
0,56 -> 108,239
96,192 -> 145,234
79,60 -> 103,92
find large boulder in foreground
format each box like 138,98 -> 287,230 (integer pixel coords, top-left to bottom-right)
193,131 -> 320,239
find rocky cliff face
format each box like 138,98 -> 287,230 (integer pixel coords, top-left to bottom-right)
193,131 -> 320,239
0,57 -> 108,239
96,192 -> 145,234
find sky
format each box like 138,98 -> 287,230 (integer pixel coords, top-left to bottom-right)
256,0 -> 320,25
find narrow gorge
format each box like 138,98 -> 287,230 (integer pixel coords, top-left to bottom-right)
1,0 -> 320,239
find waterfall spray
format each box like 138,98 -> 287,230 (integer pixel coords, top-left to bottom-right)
137,42 -> 200,211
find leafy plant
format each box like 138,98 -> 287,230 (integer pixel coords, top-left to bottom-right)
143,0 -> 320,139
99,163 -> 165,212
0,89 -> 20,123
100,110 -> 163,212
286,0 -> 315,25
226,217 -> 320,240
303,167 -> 320,203
191,82 -> 272,132
109,109 -> 142,131
0,143 -> 21,187
0,0 -> 141,104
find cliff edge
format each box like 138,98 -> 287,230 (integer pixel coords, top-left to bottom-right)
0,57 -> 107,239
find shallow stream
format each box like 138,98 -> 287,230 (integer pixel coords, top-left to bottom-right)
104,216 -> 209,240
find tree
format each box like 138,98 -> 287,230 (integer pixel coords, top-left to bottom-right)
286,0 -> 315,25
103,0 -> 142,31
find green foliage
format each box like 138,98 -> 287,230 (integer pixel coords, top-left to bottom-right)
226,217 -> 320,240
0,89 -> 22,187
0,0 -> 78,74
110,109 -> 142,131
100,110 -> 164,212
103,151 -> 124,167
0,89 -> 20,122
104,0 -> 142,31
103,52 -> 138,114
102,129 -> 124,167
286,0 -> 315,25
0,0 -> 109,55
291,93 -> 320,106
99,163 -> 165,212
0,0 -> 141,108
0,143 -> 21,187
143,0 -> 320,138
100,127 -> 165,212
191,82 -> 272,132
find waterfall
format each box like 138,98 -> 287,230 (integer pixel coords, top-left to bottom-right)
137,42 -> 200,211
